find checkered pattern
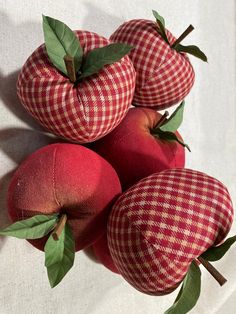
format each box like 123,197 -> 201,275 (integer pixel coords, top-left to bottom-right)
108,168 -> 234,295
110,19 -> 195,110
17,31 -> 136,143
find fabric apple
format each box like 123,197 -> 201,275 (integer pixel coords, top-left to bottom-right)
91,101 -> 188,190
0,143 -> 121,287
17,16 -> 136,143
91,233 -> 120,274
110,10 -> 207,110
107,168 -> 235,312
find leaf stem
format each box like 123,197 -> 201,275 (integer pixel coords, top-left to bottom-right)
172,25 -> 194,48
155,111 -> 169,128
52,214 -> 67,241
64,55 -> 77,83
197,256 -> 227,286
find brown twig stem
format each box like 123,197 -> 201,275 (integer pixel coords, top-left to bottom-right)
64,55 -> 76,83
155,111 -> 169,128
172,25 -> 194,48
52,214 -> 67,241
197,256 -> 227,286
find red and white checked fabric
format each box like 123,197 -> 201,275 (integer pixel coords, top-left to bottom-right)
110,19 -> 195,110
17,31 -> 136,143
108,168 -> 234,295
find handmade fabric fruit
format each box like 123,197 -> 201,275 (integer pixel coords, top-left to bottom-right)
107,168 -> 234,311
0,143 -> 121,287
110,10 -> 207,110
7,143 -> 121,251
92,233 -> 120,274
17,16 -> 136,143
91,101 -> 188,190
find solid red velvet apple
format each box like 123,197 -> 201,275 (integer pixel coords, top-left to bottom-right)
92,233 -> 120,274
7,143 -> 121,251
91,106 -> 185,190
17,16 -> 136,143
110,11 -> 206,110
107,168 -> 234,296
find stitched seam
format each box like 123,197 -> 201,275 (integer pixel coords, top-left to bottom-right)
136,49 -> 175,94
124,211 -> 193,258
52,147 -> 61,207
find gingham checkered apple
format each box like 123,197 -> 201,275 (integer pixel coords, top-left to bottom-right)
91,101 -> 188,190
17,16 -> 136,143
110,10 -> 207,110
107,168 -> 234,298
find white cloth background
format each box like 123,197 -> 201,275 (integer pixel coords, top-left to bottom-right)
0,1 -> 235,313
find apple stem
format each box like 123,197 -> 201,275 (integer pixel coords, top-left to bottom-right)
64,55 -> 77,83
155,111 -> 169,128
171,25 -> 194,48
52,214 -> 67,241
197,256 -> 227,286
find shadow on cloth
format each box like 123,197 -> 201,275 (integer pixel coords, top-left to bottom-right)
0,11 -> 43,129
82,1 -> 123,37
0,70 -> 45,131
0,127 -> 62,164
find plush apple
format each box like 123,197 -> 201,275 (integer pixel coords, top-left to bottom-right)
92,233 -> 120,274
17,16 -> 136,143
0,143 -> 121,287
91,101 -> 188,190
107,168 -> 235,312
110,10 -> 207,110
6,143 -> 121,250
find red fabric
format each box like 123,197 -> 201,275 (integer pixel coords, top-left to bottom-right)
92,107 -> 185,190
17,31 -> 136,143
108,168 -> 234,295
92,233 -> 120,274
7,143 -> 121,251
110,19 -> 195,110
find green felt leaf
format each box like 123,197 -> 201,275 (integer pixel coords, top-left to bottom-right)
152,9 -> 165,27
0,214 -> 58,239
174,284 -> 184,303
174,43 -> 207,62
165,261 -> 201,314
79,43 -> 133,79
44,223 -> 75,288
42,15 -> 83,76
152,10 -> 169,44
160,101 -> 185,132
201,235 -> 236,261
154,129 -> 191,152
